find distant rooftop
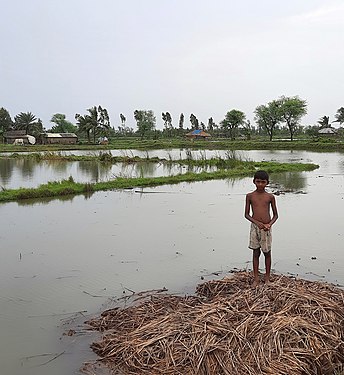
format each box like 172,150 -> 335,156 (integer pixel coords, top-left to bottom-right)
43,133 -> 77,138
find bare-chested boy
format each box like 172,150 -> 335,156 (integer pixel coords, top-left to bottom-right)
244,170 -> 278,287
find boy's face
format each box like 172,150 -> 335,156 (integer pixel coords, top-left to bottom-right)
253,178 -> 268,192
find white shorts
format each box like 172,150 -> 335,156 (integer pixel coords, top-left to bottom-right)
249,223 -> 272,253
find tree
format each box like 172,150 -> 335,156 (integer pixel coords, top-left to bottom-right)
134,110 -> 156,139
166,112 -> 172,130
75,106 -> 110,143
318,115 -> 330,128
97,106 -> 111,139
254,101 -> 282,141
279,96 -> 307,141
50,113 -> 77,133
220,109 -> 246,140
117,125 -> 134,136
190,114 -> 199,129
178,113 -> 184,131
36,119 -> 44,136
304,125 -> 321,137
13,111 -> 43,137
162,112 -> 172,130
14,112 -> 37,134
120,113 -> 126,126
89,106 -> 110,143
334,107 -> 344,125
162,112 -> 173,137
75,113 -> 92,143
241,120 -> 252,140
207,117 -> 215,132
0,107 -> 13,133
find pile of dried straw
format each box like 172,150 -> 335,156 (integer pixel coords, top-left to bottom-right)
83,272 -> 344,375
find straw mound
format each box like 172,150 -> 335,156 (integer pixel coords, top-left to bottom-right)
84,272 -> 344,375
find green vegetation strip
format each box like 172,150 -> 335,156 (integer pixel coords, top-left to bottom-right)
0,162 -> 318,203
1,151 -> 254,169
1,138 -> 344,153
0,151 -> 326,170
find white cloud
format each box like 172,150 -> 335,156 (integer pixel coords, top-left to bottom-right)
290,2 -> 344,25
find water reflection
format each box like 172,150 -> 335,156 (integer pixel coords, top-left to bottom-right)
1,149 -> 343,191
16,192 -> 94,206
0,158 -> 14,185
77,161 -> 112,182
270,171 -> 307,191
45,159 -> 68,173
134,161 -> 156,178
0,157 -> 221,189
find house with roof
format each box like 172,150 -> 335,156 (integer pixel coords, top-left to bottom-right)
3,130 -> 36,145
318,127 -> 337,136
186,129 -> 211,140
39,133 -> 78,145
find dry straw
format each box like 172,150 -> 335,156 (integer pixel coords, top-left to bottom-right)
82,272 -> 344,374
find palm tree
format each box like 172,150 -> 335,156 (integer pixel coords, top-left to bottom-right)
14,112 -> 37,134
317,115 -> 330,128
75,113 -> 92,143
120,113 -> 126,126
75,106 -> 110,143
334,107 -> 344,125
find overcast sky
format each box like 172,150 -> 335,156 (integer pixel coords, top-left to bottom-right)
1,0 -> 343,130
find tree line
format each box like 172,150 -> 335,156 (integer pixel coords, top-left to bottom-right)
1,97 -> 344,142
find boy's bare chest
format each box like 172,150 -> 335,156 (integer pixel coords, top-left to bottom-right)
250,194 -> 271,208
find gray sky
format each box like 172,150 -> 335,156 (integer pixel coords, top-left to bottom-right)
1,0 -> 343,130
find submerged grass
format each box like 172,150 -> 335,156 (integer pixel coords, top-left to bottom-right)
0,150 -> 309,170
0,161 -> 318,203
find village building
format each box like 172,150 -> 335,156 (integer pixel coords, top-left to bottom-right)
3,130 -> 36,145
186,129 -> 211,140
39,133 -> 78,145
318,127 -> 337,136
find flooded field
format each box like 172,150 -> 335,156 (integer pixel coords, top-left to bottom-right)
0,149 -> 343,375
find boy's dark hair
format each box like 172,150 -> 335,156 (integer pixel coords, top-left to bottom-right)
253,170 -> 269,182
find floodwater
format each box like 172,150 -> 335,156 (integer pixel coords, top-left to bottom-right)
0,149 -> 343,375
0,149 -> 228,189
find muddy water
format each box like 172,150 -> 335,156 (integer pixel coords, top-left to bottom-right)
0,150 -> 343,375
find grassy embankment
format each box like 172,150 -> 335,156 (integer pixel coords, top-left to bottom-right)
0,158 -> 318,202
0,138 -> 326,202
0,136 -> 344,152
0,149 -> 319,168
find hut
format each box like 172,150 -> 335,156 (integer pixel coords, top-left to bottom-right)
39,132 -> 78,145
318,127 -> 337,136
186,129 -> 211,140
3,130 -> 36,145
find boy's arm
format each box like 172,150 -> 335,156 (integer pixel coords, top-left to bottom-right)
244,194 -> 252,222
244,194 -> 264,228
264,194 -> 278,230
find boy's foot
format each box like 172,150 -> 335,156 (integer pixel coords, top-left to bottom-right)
252,279 -> 259,287
264,277 -> 270,285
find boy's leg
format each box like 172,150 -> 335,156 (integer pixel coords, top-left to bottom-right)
263,251 -> 271,283
252,248 -> 261,286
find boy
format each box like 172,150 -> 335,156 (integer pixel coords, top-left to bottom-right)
244,170 -> 278,286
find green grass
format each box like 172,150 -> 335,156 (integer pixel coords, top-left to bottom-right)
0,150 -> 324,170
1,137 -> 344,153
0,161 -> 319,203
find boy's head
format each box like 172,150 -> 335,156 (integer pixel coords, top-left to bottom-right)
253,170 -> 269,183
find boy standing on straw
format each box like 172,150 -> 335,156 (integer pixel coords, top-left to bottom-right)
244,170 -> 278,287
